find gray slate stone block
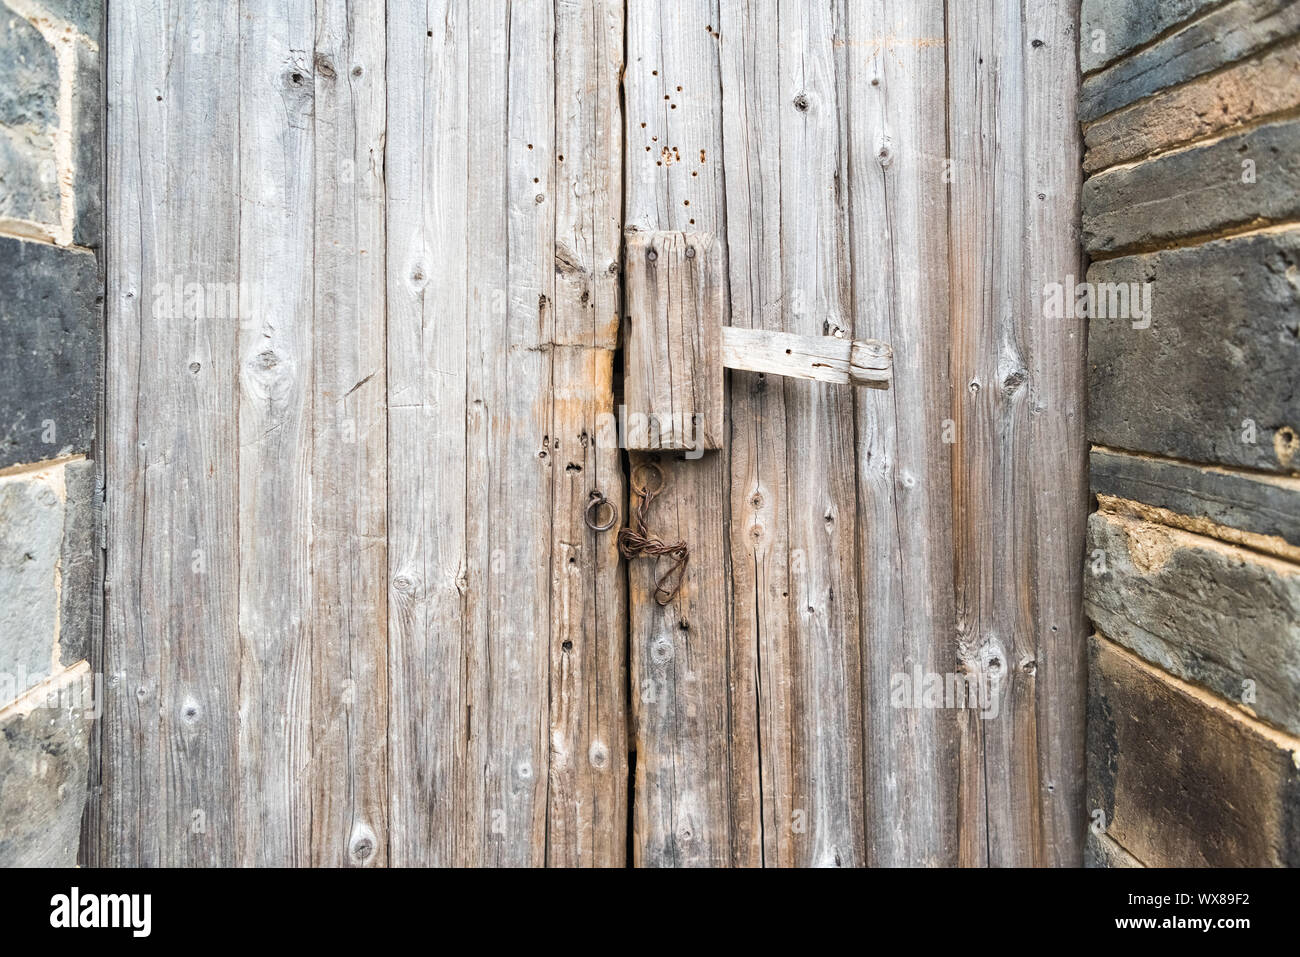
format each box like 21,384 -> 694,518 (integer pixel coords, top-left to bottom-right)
1080,0 -> 1221,74
0,9 -> 59,226
0,664 -> 92,866
0,466 -> 64,684
0,236 -> 101,468
1091,448 -> 1300,549
71,33 -> 101,247
58,458 -> 95,665
1080,0 -> 1300,122
1086,229 -> 1300,473
29,0 -> 102,40
1086,509 -> 1300,737
1083,118 -> 1300,255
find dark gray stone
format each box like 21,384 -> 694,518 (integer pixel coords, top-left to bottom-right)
71,34 -> 101,248
1080,0 -> 1221,74
0,466 -> 64,683
0,666 -> 92,866
1083,118 -> 1300,255
1085,830 -> 1144,867
1091,449 -> 1300,548
30,0 -> 102,41
0,236 -> 101,468
1086,510 -> 1300,737
1087,230 -> 1300,473
58,458 -> 95,665
0,10 -> 59,226
0,9 -> 57,130
1080,0 -> 1300,122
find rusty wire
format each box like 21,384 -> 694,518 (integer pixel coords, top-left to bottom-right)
617,463 -> 689,605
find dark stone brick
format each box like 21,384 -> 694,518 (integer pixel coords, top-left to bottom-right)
0,9 -> 59,226
0,665 -> 92,866
0,236 -> 101,468
58,457 -> 95,664
32,0 -> 103,41
72,36 -> 101,247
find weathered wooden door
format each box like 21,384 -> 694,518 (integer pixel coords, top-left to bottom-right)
96,0 -> 1085,866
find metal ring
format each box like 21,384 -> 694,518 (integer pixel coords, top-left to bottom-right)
631,461 -> 665,497
584,491 -> 617,532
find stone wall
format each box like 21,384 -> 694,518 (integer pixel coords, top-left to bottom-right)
0,0 -> 101,867
1081,0 -> 1300,866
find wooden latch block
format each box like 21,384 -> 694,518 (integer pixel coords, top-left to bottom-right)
623,230 -> 892,452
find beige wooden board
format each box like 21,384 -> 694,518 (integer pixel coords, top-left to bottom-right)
104,0 -> 626,867
623,231 -> 724,451
100,0 -> 1084,866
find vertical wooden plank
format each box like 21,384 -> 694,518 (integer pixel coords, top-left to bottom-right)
625,0 -> 761,868
1025,0 -> 1087,867
947,0 -> 1085,865
623,231 -> 724,452
468,0 -> 555,866
547,0 -> 628,868
309,0 -> 388,867
846,1 -> 961,866
385,0 -> 470,867
235,0 -> 316,866
104,0 -> 242,866
717,0 -> 866,866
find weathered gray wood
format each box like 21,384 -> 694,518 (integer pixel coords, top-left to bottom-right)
1092,447 -> 1300,550
385,0 -> 470,866
235,0 -> 315,868
1026,0 -> 1091,869
1088,635 -> 1300,867
1079,0 -> 1300,122
719,327 -> 892,387
1086,508 -> 1300,737
1087,228 -> 1300,473
1083,118 -> 1300,255
719,0 -> 866,868
1084,36 -> 1300,174
104,0 -> 242,865
546,0 -> 627,868
623,230 -> 724,451
626,0 -> 759,867
464,0 -> 554,868
847,0 -> 960,867
1079,0 -> 1222,74
947,0 -> 1088,866
309,0 -> 387,868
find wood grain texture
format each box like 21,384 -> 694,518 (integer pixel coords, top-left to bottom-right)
106,0 -> 623,868
103,0 -> 242,866
625,0 -> 759,867
719,327 -> 892,386
308,0 -> 388,867
546,0 -> 628,868
947,0 -> 1087,865
235,0 -> 315,868
718,0 -> 866,867
847,0 -> 959,866
623,230 -> 724,451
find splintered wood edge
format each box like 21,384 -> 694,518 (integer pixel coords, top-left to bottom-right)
720,326 -> 892,387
